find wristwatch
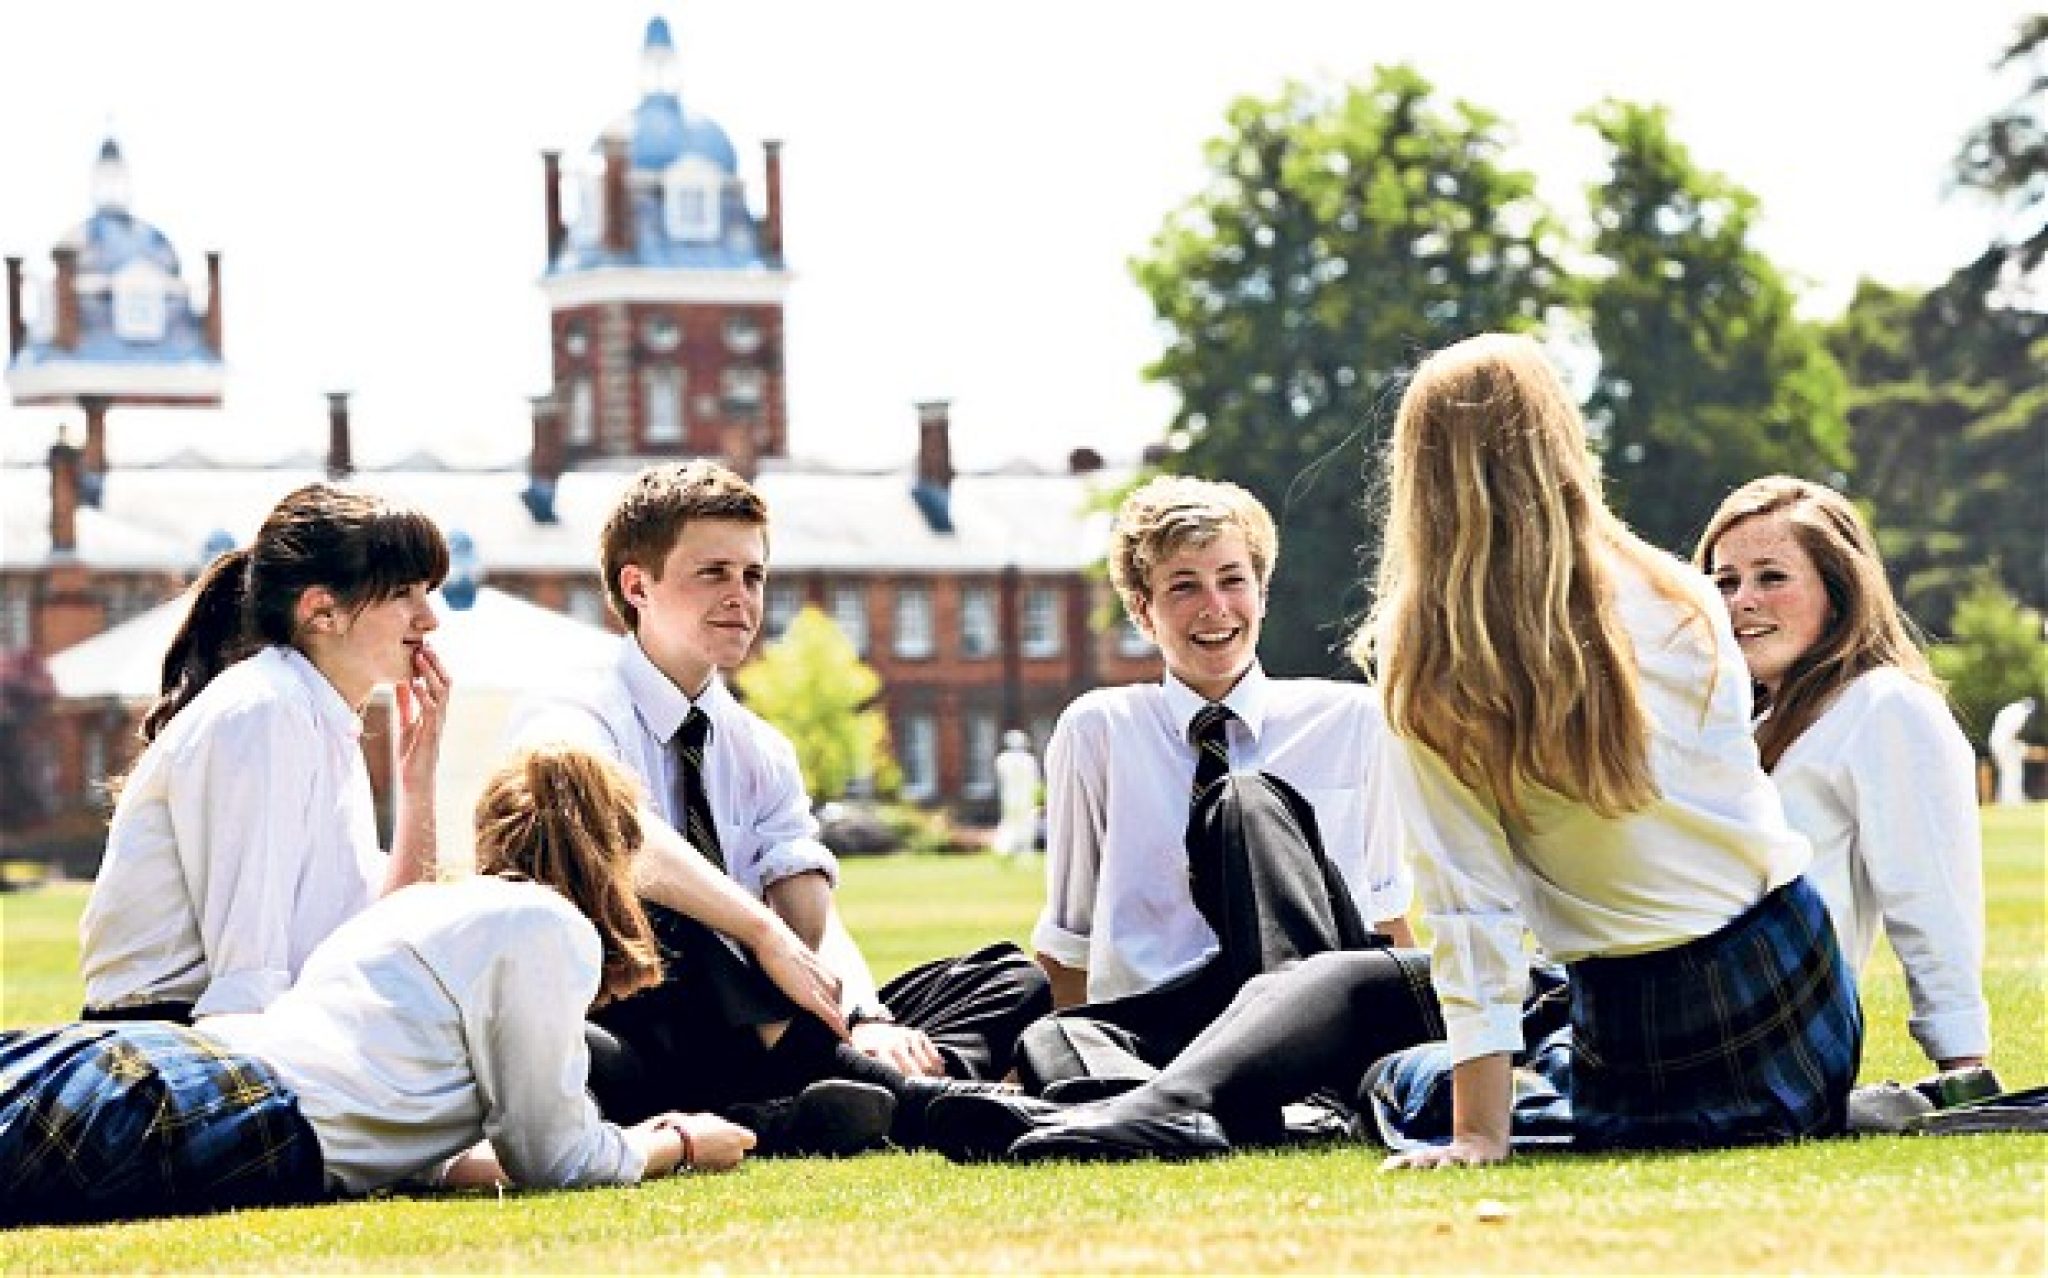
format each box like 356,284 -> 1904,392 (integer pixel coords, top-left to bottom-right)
846,1003 -> 895,1028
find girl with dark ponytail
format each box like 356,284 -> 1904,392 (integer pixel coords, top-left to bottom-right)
79,481 -> 455,1023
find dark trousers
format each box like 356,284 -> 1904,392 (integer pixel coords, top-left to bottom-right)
1017,771 -> 1379,1092
586,903 -> 1049,1123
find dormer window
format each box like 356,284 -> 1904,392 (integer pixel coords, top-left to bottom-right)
723,315 -> 762,354
641,316 -> 682,352
112,263 -> 165,342
663,162 -> 722,242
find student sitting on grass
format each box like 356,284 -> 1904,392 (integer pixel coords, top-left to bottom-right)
0,746 -> 750,1227
1698,476 -> 1993,1081
78,481 -> 452,1023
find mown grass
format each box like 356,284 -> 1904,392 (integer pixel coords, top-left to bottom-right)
2,807 -> 2042,1273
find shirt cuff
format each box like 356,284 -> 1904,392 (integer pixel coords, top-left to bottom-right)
756,838 -> 840,891
1366,873 -> 1415,927
1910,1003 -> 1993,1064
1031,918 -> 1089,971
1443,1001 -> 1528,1065
193,968 -> 292,1018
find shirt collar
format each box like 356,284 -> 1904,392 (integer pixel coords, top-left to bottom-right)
1162,661 -> 1269,744
276,645 -> 363,741
620,635 -> 732,745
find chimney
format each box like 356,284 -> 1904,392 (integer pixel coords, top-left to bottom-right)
762,139 -> 784,264
5,256 -> 23,357
80,396 -> 109,507
1067,447 -> 1104,474
204,252 -> 223,356
911,400 -> 955,534
601,131 -> 633,258
326,392 -> 354,479
52,246 -> 79,351
721,421 -> 759,481
542,150 -> 566,265
522,393 -> 563,524
49,436 -> 80,554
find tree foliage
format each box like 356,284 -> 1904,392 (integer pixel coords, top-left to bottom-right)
1951,15 -> 2048,284
1929,572 -> 2048,747
733,607 -> 895,803
1133,68 -> 1565,676
1579,101 -> 1850,553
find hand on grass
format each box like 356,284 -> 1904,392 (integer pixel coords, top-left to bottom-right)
851,1022 -> 946,1077
1383,1137 -> 1509,1170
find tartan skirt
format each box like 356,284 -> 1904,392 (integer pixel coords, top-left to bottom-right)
1567,875 -> 1862,1150
0,1022 -> 326,1226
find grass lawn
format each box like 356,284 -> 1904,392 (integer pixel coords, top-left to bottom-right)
2,806 -> 2042,1273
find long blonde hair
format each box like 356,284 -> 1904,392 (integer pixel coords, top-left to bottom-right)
1695,475 -> 1940,770
473,745 -> 663,1007
1354,332 -> 1704,822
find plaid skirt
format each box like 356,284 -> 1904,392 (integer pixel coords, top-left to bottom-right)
1568,875 -> 1862,1150
0,1022 -> 326,1226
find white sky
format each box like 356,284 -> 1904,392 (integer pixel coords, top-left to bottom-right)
0,0 -> 2033,473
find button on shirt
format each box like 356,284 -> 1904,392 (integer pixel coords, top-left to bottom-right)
1391,554 -> 1812,1066
1774,667 -> 1989,1062
80,646 -> 386,1018
507,636 -> 838,898
198,877 -> 643,1194
1033,663 -> 1413,1002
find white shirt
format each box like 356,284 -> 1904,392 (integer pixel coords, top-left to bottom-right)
1391,555 -> 1812,1065
199,876 -> 643,1195
1033,663 -> 1414,1002
508,635 -> 838,898
80,646 -> 386,1017
1774,667 -> 1990,1062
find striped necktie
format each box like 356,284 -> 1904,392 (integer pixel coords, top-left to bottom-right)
1189,702 -> 1233,804
1185,702 -> 1233,933
673,707 -> 725,872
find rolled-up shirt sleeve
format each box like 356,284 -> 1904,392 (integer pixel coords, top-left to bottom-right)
749,734 -> 839,890
1032,710 -> 1105,970
469,906 -> 645,1188
175,698 -> 317,1017
1390,739 -> 1532,1063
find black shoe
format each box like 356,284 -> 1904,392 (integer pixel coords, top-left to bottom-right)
890,1076 -> 1023,1149
1041,1075 -> 1144,1105
923,1091 -> 1066,1163
1008,1109 -> 1231,1163
728,1080 -> 896,1157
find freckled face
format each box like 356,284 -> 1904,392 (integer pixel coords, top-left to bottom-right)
1708,512 -> 1832,698
1132,529 -> 1266,703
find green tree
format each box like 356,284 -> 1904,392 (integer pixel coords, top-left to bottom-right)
1952,15 -> 2047,284
1579,101 -> 1850,553
1929,571 -> 2048,746
1133,68 -> 1565,676
734,606 -> 895,802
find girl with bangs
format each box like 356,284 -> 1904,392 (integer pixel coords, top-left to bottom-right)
1,746 -> 746,1226
78,481 -> 455,1023
1366,333 -> 1860,1164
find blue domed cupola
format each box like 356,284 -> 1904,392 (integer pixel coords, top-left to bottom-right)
528,15 -> 791,496
6,136 -> 227,499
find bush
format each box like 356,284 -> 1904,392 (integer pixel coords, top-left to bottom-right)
1930,572 -> 2048,747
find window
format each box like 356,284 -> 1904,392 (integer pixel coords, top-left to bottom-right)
563,320 -> 590,358
567,584 -> 609,628
722,367 -> 765,418
112,264 -> 165,342
643,367 -> 684,444
566,377 -> 596,445
893,584 -> 933,659
81,728 -> 108,804
641,315 -> 681,352
100,581 -> 160,629
1117,615 -> 1155,657
765,582 -> 803,641
1021,585 -> 1063,658
959,585 -> 998,659
0,584 -> 31,651
723,315 -> 763,354
664,166 -> 722,241
828,583 -> 869,655
962,715 -> 997,800
898,714 -> 938,802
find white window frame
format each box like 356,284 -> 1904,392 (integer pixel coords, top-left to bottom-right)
828,583 -> 869,656
566,377 -> 596,445
0,584 -> 31,651
893,584 -> 934,660
112,263 -> 166,342
1021,585 -> 1063,659
898,714 -> 938,802
962,714 -> 997,800
765,582 -> 803,641
663,162 -> 723,242
722,367 -> 765,416
959,584 -> 998,659
643,367 -> 685,444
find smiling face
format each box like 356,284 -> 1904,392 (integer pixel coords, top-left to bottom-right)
1132,528 -> 1267,702
619,517 -> 767,697
1707,511 -> 1834,699
302,581 -> 440,708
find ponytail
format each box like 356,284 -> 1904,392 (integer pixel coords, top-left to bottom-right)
142,548 -> 253,743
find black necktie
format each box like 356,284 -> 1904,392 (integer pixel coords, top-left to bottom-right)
673,707 -> 725,872
1186,702 -> 1233,932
